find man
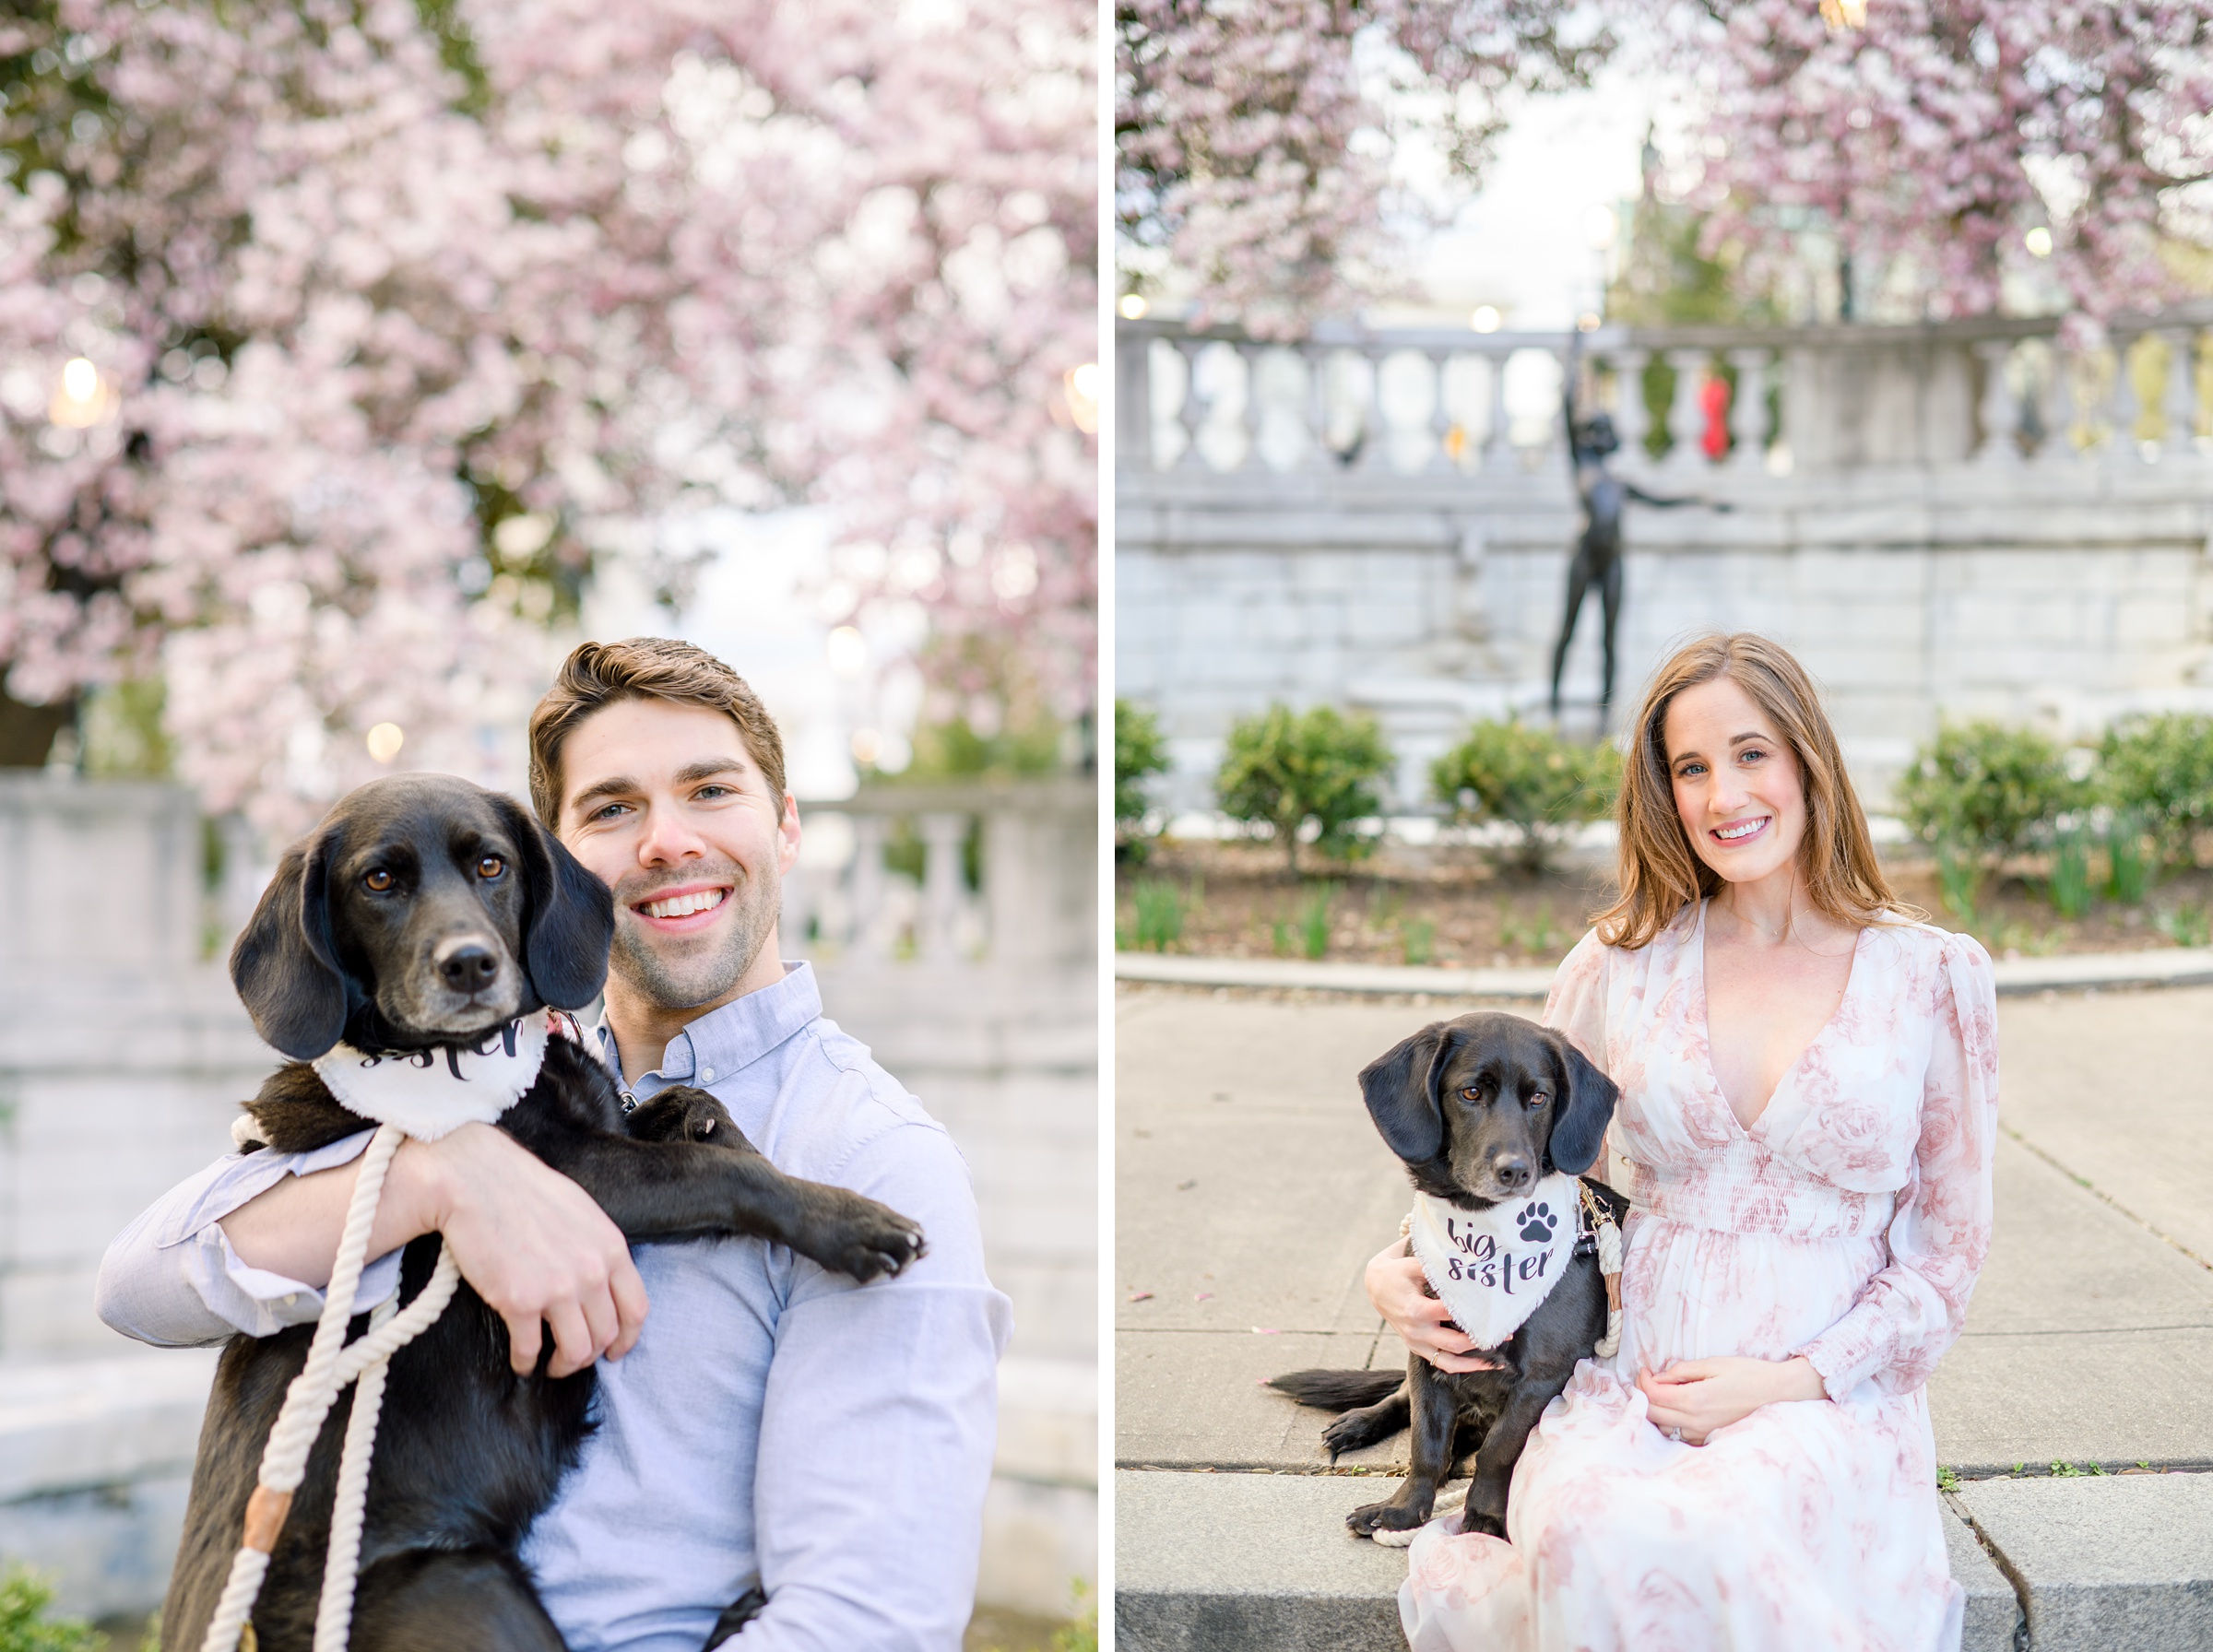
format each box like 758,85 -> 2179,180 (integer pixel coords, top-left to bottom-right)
97,637 -> 1012,1651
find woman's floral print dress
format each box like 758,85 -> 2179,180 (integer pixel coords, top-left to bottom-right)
1400,903 -> 1998,1652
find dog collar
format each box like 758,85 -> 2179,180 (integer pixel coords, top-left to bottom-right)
1406,1173 -> 1581,1351
309,1009 -> 553,1140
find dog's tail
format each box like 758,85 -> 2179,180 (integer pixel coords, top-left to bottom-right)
1264,1369 -> 1405,1410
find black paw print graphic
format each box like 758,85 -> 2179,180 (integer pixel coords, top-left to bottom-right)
1517,1201 -> 1557,1243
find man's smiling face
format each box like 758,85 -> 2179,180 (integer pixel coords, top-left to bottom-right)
556,696 -> 800,1012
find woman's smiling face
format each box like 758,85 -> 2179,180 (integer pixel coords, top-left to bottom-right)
1663,675 -> 1806,886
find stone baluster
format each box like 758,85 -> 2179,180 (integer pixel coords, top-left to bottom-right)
1727,348 -> 1769,474
1483,348 -> 1515,473
848,813 -> 888,962
779,859 -> 813,959
1357,343 -> 1392,471
1239,344 -> 1268,472
2039,340 -> 2078,464
1663,349 -> 1708,472
2104,336 -> 2143,465
1426,351 -> 1456,474
1116,328 -> 1152,471
1302,341 -> 1330,471
1609,348 -> 1649,466
2160,328 -> 2200,460
1176,339 -> 1207,471
917,811 -> 967,963
1972,339 -> 2021,466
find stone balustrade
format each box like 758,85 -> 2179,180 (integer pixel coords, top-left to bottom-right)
1116,308 -> 2213,814
1118,307 -> 2213,478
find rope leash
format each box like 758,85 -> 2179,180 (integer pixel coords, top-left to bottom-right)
199,1122 -> 464,1652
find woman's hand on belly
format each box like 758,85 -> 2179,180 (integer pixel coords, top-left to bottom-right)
1366,1240 -> 1505,1375
1637,1355 -> 1828,1444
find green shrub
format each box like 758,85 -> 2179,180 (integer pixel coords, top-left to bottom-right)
1129,878 -> 1187,951
2100,713 -> 2213,867
1430,720 -> 1620,874
2106,811 -> 2152,903
1298,881 -> 1338,959
0,1571 -> 101,1652
1215,704 -> 1393,875
1114,699 -> 1171,861
1402,915 -> 1436,965
2047,828 -> 2094,919
1896,721 -> 2087,866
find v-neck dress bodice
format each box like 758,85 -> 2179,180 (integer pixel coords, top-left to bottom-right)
1400,906 -> 1999,1652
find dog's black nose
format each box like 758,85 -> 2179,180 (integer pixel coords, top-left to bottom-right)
437,942 -> 501,995
1495,1154 -> 1533,1192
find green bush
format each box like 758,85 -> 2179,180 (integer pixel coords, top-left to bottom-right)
2100,713 -> 2213,867
2047,828 -> 2093,919
1297,881 -> 1338,959
1114,699 -> 1171,861
1215,704 -> 1393,875
1129,878 -> 1187,951
2106,811 -> 2152,903
0,1571 -> 101,1652
1897,721 -> 2087,866
1430,720 -> 1621,874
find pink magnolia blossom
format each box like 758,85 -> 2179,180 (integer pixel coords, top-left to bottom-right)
0,0 -> 1094,835
1685,0 -> 2213,322
1116,0 -> 1614,333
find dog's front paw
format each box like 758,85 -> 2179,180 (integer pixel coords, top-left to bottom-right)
798,1189 -> 927,1282
629,1085 -> 758,1151
1347,1498 -> 1430,1540
1457,1504 -> 1508,1539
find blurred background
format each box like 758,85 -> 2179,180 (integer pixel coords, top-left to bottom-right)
1114,0 -> 2213,974
0,0 -> 1095,1644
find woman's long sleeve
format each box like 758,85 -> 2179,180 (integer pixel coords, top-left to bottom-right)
1795,932 -> 1999,1397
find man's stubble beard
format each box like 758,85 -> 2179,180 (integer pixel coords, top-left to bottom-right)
609,861 -> 781,1011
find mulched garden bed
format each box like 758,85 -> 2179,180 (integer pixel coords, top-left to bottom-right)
1115,836 -> 2213,968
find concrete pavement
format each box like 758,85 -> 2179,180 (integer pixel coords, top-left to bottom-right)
1116,982 -> 2213,1649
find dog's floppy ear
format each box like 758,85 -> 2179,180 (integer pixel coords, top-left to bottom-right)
1357,1021 -> 1455,1163
491,795 -> 614,1009
230,829 -> 349,1059
1544,1032 -> 1617,1175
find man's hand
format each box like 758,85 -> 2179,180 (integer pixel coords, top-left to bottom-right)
408,1124 -> 649,1376
1637,1354 -> 1828,1444
1364,1240 -> 1504,1375
220,1121 -> 649,1378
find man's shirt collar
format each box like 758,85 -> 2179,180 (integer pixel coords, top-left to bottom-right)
593,961 -> 822,1092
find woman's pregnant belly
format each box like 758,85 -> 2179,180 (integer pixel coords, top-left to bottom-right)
1622,1213 -> 1888,1369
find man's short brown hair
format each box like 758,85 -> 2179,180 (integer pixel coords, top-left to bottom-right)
527,638 -> 788,827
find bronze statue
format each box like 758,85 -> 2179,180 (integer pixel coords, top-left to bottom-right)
1549,332 -> 1726,726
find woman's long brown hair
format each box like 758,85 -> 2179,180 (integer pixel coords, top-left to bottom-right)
1592,631 -> 1915,950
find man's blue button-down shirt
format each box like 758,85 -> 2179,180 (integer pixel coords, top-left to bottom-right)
97,962 -> 1012,1652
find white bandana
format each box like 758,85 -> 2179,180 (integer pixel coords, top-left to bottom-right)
1407,1173 -> 1580,1351
306,1009 -> 552,1141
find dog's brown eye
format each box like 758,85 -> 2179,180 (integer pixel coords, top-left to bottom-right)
477,856 -> 504,879
363,868 -> 393,892
1461,1087 -> 1481,1102
1529,1092 -> 1550,1108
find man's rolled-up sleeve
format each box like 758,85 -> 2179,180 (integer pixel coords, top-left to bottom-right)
96,1128 -> 404,1347
740,1121 -> 1013,1652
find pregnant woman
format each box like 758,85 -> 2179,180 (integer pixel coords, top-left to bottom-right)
1371,631 -> 1997,1651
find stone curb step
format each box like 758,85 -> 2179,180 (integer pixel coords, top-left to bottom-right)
1117,1468 -> 2213,1652
1116,947 -> 2213,1000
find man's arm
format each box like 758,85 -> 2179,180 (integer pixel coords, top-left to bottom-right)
100,1122 -> 651,1375
740,1122 -> 1012,1651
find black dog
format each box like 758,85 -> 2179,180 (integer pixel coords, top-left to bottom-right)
1270,1012 -> 1623,1540
160,774 -> 926,1651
